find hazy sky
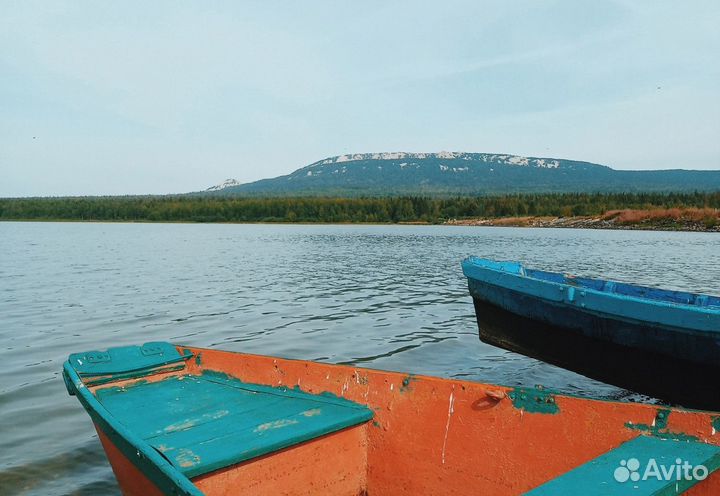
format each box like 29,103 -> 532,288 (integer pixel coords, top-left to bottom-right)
1,1 -> 719,196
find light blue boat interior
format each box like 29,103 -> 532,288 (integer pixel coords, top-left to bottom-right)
65,343 -> 373,480
463,257 -> 720,309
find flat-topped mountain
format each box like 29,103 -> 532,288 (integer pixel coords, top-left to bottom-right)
204,152 -> 720,196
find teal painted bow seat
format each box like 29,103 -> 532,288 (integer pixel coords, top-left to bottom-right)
66,343 -> 373,479
526,435 -> 720,495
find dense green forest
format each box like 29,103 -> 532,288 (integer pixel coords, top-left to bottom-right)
1,192 -> 719,224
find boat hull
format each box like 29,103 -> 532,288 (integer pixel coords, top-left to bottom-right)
471,294 -> 720,410
462,256 -> 720,408
464,271 -> 720,366
66,344 -> 720,495
96,427 -> 164,496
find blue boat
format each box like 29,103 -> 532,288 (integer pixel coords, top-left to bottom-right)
461,257 -> 720,410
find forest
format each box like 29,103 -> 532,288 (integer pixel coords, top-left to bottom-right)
1,192 -> 719,224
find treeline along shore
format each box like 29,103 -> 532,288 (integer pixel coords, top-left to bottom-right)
1,192 -> 719,230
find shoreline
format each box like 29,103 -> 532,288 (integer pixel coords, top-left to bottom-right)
2,216 -> 719,232
446,214 -> 720,233
3,195 -> 718,233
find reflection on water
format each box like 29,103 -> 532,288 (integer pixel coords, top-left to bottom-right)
0,222 -> 718,494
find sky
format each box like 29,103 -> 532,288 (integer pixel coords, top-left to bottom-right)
1,1 -> 719,197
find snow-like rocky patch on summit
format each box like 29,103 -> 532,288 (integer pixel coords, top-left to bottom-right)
206,179 -> 241,191
308,152 -> 561,169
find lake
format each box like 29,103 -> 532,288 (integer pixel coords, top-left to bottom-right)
1,222 -> 718,495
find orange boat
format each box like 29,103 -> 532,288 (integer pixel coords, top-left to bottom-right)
64,342 -> 720,495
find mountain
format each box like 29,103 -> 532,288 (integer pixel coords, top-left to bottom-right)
205,179 -> 241,192
204,152 -> 720,196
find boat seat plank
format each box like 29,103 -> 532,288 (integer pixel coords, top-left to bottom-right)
69,341 -> 189,377
94,371 -> 373,478
525,435 -> 720,495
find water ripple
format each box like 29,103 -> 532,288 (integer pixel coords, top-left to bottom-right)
0,222 -> 718,493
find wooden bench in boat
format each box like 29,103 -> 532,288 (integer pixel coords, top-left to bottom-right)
66,342 -> 373,481
94,372 -> 373,478
526,435 -> 720,495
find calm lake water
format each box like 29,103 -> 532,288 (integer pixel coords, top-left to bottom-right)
1,222 -> 718,495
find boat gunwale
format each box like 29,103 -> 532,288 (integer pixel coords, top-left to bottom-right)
462,257 -> 720,332
462,257 -> 720,310
526,268 -> 720,308
69,342 -> 717,432
181,345 -> 720,413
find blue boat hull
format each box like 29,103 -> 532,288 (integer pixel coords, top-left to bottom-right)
470,289 -> 720,410
468,278 -> 720,366
463,258 -> 720,409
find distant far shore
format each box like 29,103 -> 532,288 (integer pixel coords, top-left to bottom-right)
1,194 -> 718,232
446,208 -> 720,232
